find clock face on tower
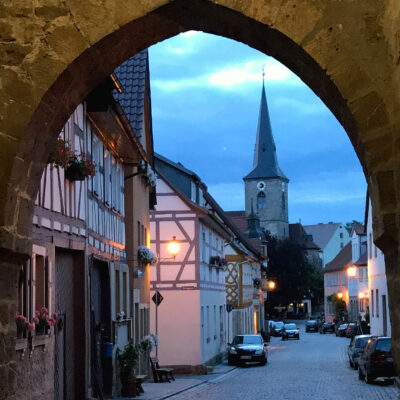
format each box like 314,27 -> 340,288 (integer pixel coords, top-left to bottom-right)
257,181 -> 266,191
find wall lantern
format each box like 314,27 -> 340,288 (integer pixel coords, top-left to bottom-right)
337,292 -> 343,299
358,292 -> 365,299
267,281 -> 276,290
347,266 -> 357,277
167,236 -> 180,259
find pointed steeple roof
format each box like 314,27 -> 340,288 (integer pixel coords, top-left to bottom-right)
244,81 -> 287,181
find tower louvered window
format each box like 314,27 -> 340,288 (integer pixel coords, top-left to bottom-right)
257,192 -> 266,209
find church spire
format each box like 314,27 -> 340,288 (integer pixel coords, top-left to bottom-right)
243,73 -> 287,181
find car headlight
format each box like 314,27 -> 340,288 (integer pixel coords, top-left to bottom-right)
229,348 -> 237,354
255,349 -> 264,355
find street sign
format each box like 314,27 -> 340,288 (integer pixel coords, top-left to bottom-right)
152,290 -> 163,306
226,303 -> 233,313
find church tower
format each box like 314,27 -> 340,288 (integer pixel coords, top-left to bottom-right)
243,78 -> 289,239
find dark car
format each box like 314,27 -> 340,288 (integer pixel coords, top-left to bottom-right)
348,334 -> 372,369
271,321 -> 285,337
305,320 -> 318,332
336,323 -> 349,337
282,323 -> 300,340
320,322 -> 335,334
227,334 -> 267,366
346,323 -> 359,338
358,337 -> 395,383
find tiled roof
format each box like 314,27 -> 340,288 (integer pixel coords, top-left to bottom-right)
303,222 -> 342,250
225,211 -> 247,233
324,241 -> 352,273
244,84 -> 287,181
351,224 -> 365,236
113,50 -> 148,140
289,223 -> 321,250
354,250 -> 367,266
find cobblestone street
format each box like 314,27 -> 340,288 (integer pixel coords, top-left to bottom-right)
171,321 -> 399,400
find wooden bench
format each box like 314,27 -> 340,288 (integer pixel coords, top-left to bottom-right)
135,374 -> 146,394
150,357 -> 175,383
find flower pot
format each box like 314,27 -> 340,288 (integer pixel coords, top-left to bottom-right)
65,163 -> 86,181
121,375 -> 136,397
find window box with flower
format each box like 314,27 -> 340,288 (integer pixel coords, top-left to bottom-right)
65,153 -> 96,181
33,307 -> 58,336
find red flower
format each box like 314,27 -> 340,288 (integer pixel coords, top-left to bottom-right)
33,317 -> 39,324
28,323 -> 34,332
53,312 -> 58,319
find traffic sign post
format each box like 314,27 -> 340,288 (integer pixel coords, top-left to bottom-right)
152,290 -> 163,357
226,303 -> 233,344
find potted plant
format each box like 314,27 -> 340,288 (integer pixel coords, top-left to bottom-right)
15,313 -> 34,338
117,340 -> 141,397
65,153 -> 96,181
137,246 -> 157,265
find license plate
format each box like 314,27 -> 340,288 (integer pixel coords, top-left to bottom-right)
240,356 -> 251,360
387,357 -> 393,362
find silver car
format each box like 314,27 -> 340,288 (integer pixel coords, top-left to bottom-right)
227,334 -> 267,366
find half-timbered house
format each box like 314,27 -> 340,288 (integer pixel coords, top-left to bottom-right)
15,51 -> 155,399
150,154 -> 265,372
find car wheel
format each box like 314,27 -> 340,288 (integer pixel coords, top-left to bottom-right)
358,367 -> 364,381
365,371 -> 374,384
297,335 -> 300,340
228,356 -> 235,366
323,331 -> 326,334
349,360 -> 354,369
260,356 -> 266,366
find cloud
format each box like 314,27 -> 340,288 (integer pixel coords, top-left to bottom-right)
151,59 -> 302,92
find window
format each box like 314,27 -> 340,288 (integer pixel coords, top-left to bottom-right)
371,290 -> 374,317
214,305 -> 217,338
257,192 -> 266,209
340,233 -> 343,238
123,272 -> 127,314
201,306 -> 204,342
137,221 -> 141,247
369,233 -> 372,259
340,242 -> 344,249
115,270 -> 120,314
282,192 -> 285,212
206,306 -> 210,341
374,243 -> 377,258
376,289 -> 379,317
17,250 -> 50,337
141,225 -> 144,246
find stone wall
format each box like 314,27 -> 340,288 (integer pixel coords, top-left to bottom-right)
1,1 -> 400,396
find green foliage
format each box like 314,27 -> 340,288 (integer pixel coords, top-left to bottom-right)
345,220 -> 362,234
265,232 -> 324,315
327,294 -> 347,320
118,340 -> 141,379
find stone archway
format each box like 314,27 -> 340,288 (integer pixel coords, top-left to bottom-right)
1,0 -> 400,396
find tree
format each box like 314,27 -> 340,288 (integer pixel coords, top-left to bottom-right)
345,220 -> 362,234
327,294 -> 347,321
265,232 -> 323,317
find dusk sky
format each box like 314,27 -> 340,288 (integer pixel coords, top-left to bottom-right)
148,31 -> 367,226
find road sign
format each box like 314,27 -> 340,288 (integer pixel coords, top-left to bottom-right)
226,303 -> 233,313
152,290 -> 163,306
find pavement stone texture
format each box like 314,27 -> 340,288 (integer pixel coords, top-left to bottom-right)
166,321 -> 400,400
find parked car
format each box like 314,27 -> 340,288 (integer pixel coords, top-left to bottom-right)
358,337 -> 395,383
348,334 -> 372,369
320,322 -> 335,334
305,320 -> 318,332
282,323 -> 300,340
272,321 -> 285,336
227,334 -> 267,366
346,323 -> 359,338
336,323 -> 349,337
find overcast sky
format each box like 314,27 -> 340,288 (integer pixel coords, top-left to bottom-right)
148,31 -> 366,225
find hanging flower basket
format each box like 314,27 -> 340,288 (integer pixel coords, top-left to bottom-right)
47,138 -> 73,168
137,246 -> 157,265
65,154 -> 96,181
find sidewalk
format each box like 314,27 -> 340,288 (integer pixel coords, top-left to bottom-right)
112,362 -> 236,400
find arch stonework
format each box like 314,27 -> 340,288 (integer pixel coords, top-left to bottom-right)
1,0 -> 400,394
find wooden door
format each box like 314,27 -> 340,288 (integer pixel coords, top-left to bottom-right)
54,249 -> 85,400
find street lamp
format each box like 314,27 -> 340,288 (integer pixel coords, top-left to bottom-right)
358,292 -> 365,299
167,236 -> 180,259
347,266 -> 356,278
337,292 -> 343,299
267,280 -> 276,290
